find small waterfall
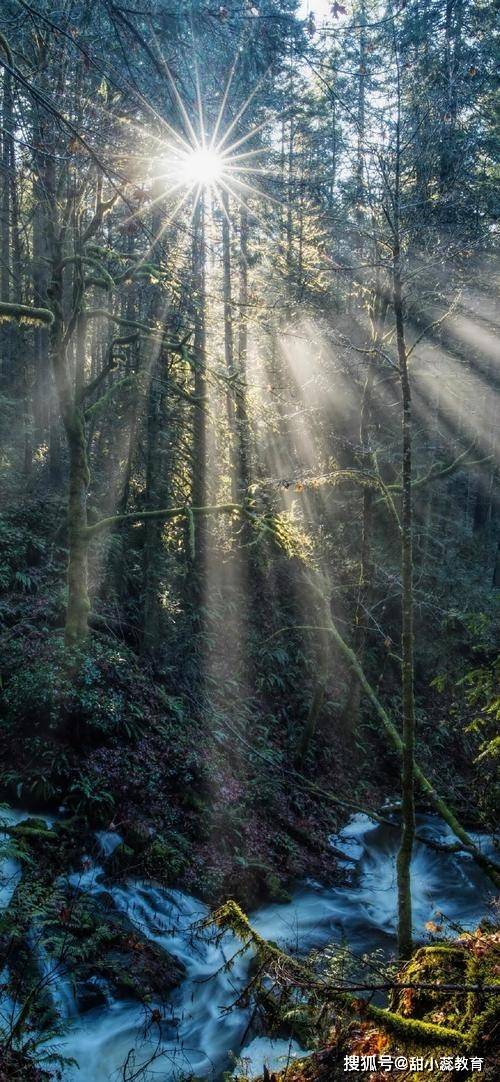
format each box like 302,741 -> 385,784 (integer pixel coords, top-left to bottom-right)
95,831 -> 123,858
0,810 -> 495,1080
60,873 -> 255,1079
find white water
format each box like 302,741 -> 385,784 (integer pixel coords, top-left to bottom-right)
0,810 -> 496,1080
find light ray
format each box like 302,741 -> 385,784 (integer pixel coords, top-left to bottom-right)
119,182 -> 201,277
217,177 -> 285,247
211,184 -> 232,230
210,56 -> 239,148
215,64 -> 274,153
219,171 -> 281,209
149,26 -> 201,150
219,147 -> 269,164
191,24 -> 206,148
223,164 -> 279,179
120,176 -> 193,228
218,115 -> 274,159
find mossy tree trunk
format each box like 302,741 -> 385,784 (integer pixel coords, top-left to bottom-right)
236,205 -> 251,499
1,66 -> 13,381
190,196 -> 208,605
305,577 -> 500,890
342,366 -> 375,732
343,288 -> 387,732
296,605 -> 330,765
48,237 -> 91,648
394,246 -> 415,961
141,210 -> 171,656
65,411 -> 91,648
142,348 -> 169,656
392,71 -> 416,961
221,190 -> 237,498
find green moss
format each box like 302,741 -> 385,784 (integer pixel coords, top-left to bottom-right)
0,301 -> 54,326
368,1004 -> 465,1047
467,998 -> 500,1049
213,903 -> 470,1051
392,943 -> 468,1024
11,819 -> 57,845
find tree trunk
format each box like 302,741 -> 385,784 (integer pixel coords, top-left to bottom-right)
65,416 -> 91,648
393,240 -> 415,960
343,290 -> 387,730
296,595 -> 330,765
439,0 -> 464,210
1,66 -> 12,381
142,352 -> 164,655
48,227 -> 90,646
342,368 -> 375,731
221,189 -> 237,497
355,3 -> 366,253
190,196 -> 207,599
235,205 -> 251,498
308,575 -> 500,890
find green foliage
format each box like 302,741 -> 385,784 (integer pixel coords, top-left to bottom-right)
1,636 -> 150,743
0,514 -> 47,592
143,833 -> 189,882
461,657 -> 500,769
1,748 -> 71,804
0,833 -> 33,868
67,774 -> 115,818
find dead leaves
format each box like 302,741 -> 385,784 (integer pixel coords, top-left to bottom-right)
350,1023 -> 389,1054
459,928 -> 500,959
400,986 -> 416,1016
425,920 -> 443,934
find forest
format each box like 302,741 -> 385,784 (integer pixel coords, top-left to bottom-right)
0,0 -> 498,1079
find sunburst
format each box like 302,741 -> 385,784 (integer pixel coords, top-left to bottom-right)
114,39 -> 285,270
147,40 -> 281,224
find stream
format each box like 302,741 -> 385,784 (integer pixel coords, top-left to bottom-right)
0,808 -> 496,1081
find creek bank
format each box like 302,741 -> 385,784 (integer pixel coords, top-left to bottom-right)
0,812 -> 186,1036
240,930 -> 500,1082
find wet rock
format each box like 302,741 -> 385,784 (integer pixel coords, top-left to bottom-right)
124,820 -> 153,852
11,818 -> 56,846
107,841 -> 135,875
42,894 -> 186,1007
265,874 -> 292,905
75,973 -> 109,1011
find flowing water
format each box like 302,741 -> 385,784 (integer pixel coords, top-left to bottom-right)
0,808 -> 496,1080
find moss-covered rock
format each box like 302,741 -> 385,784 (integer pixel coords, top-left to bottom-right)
391,945 -> 468,1025
107,842 -> 135,875
40,893 -> 185,1009
122,821 -> 152,853
265,873 -> 292,905
10,819 -> 57,847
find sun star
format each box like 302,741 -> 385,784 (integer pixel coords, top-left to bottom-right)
179,146 -> 225,187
